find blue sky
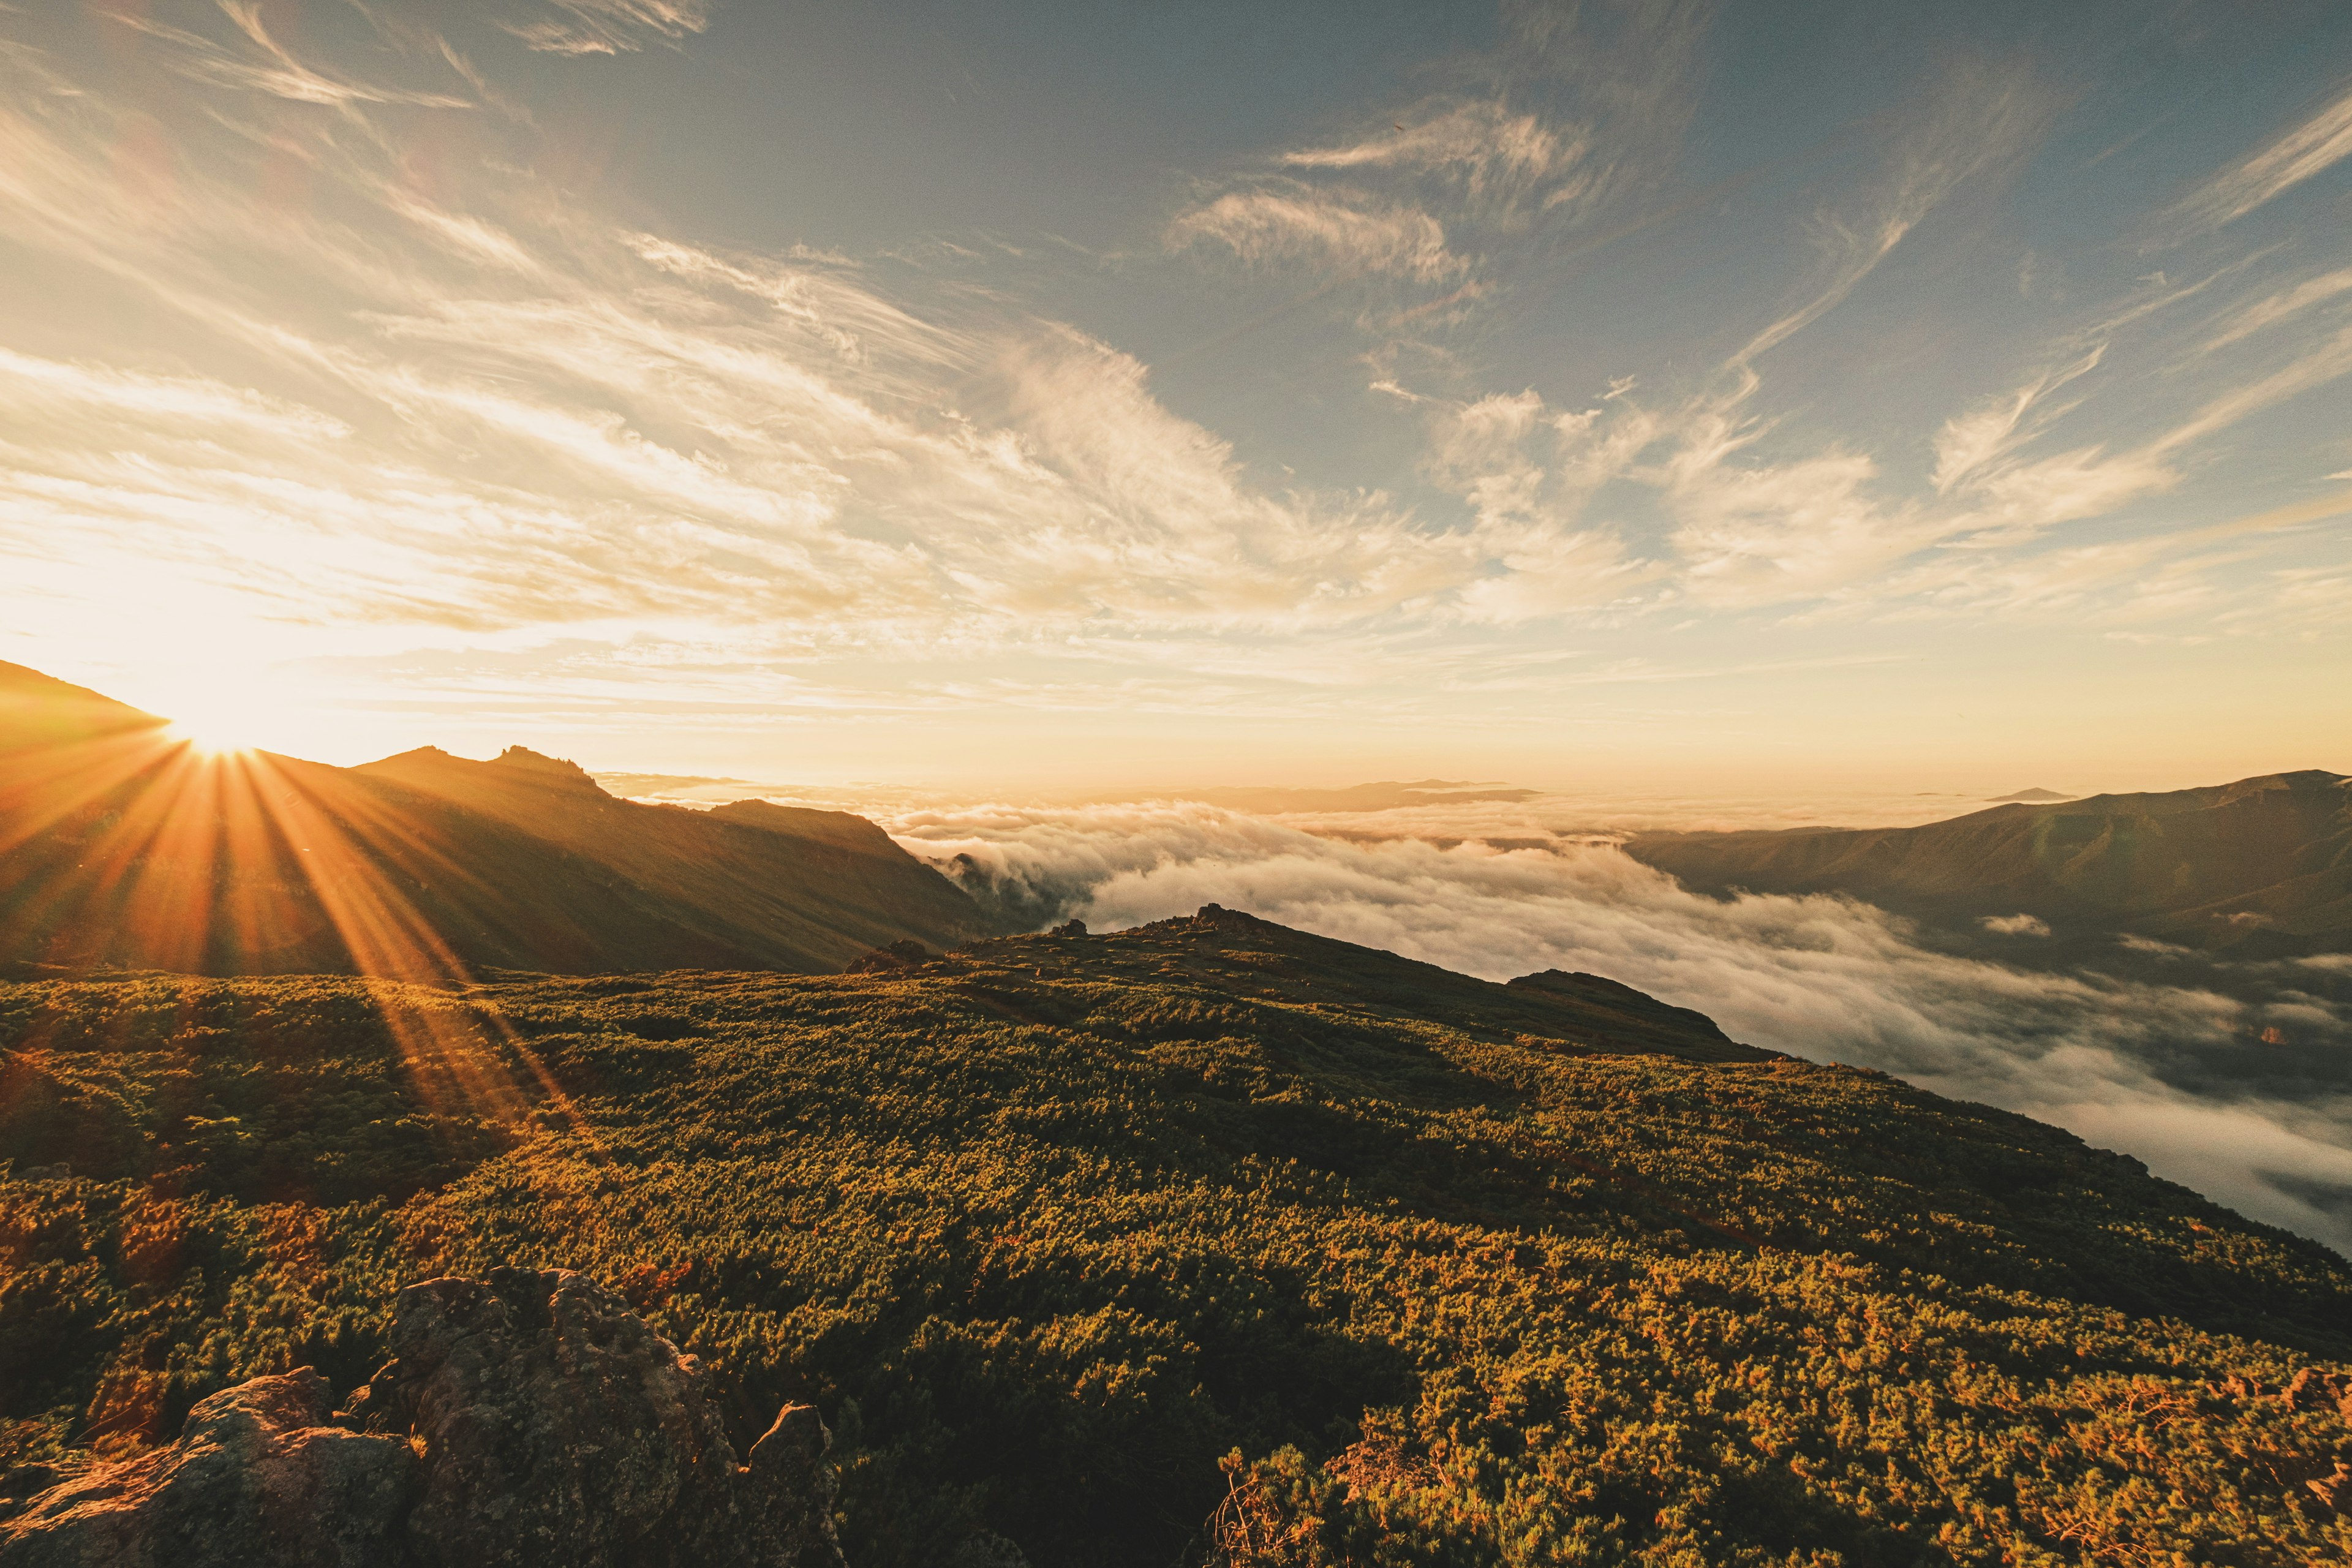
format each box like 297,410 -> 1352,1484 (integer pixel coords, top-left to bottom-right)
1,0 -> 2347,791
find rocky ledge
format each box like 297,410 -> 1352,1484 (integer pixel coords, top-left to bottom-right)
0,1267 -> 843,1568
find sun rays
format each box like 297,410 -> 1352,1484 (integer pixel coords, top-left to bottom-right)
1,703 -> 592,1148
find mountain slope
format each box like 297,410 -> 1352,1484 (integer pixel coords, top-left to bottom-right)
0,663 -> 164,754
1624,769 -> 2352,954
4,910 -> 2348,1566
0,666 -> 985,977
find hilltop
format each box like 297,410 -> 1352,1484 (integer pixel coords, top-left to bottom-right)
4,908 -> 2348,1566
0,662 -> 984,977
1624,769 -> 2352,956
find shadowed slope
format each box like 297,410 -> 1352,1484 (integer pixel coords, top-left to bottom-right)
0,666 -> 985,978
1625,769 -> 2352,954
0,664 -> 165,755
352,747 -> 986,971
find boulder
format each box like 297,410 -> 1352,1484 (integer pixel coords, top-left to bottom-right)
0,1368 -> 413,1567
0,1269 -> 843,1568
846,938 -> 932,973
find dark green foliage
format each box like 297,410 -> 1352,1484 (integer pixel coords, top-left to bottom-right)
0,978 -> 518,1204
4,910 -> 2349,1565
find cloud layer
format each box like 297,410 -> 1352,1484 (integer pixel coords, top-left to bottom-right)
883,800 -> 2352,1256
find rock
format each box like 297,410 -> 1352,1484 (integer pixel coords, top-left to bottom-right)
0,1270 -> 843,1568
1050,919 -> 1087,938
949,1530 -> 1031,1567
846,937 -> 933,973
376,1267 -> 842,1566
0,1466 -> 65,1525
0,1368 -> 415,1567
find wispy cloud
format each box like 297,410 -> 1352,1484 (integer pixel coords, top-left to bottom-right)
105,3 -> 473,107
502,0 -> 713,55
2154,320 -> 2352,454
0,32 -> 1637,670
1398,49 -> 2350,629
0,0 -> 2345,751
1931,346 -> 2106,494
1730,57 -> 2057,379
1165,0 -> 1705,331
2197,266 -> 2352,353
2163,76 -> 2352,235
1164,185 -> 1463,282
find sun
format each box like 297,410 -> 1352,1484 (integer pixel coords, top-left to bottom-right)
165,718 -> 257,757
162,698 -> 270,757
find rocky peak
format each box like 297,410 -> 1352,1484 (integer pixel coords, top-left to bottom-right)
493,745 -> 600,786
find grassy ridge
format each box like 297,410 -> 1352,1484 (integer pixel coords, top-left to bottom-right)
4,909 -> 2350,1565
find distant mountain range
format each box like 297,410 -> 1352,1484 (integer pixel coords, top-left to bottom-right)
0,662 -> 982,977
1181,778 -> 1538,813
1623,770 -> 2352,956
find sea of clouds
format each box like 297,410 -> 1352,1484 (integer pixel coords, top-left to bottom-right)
866,798 -> 2352,1257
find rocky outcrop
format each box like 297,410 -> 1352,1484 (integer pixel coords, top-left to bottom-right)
0,1369 -> 415,1567
846,938 -> 934,973
0,1268 -> 843,1568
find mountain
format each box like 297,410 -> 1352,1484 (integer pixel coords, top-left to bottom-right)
1987,786 -> 2073,802
4,907 -> 2348,1566
1179,779 -> 1538,813
0,663 -> 165,753
0,662 -> 984,977
1624,769 -> 2352,955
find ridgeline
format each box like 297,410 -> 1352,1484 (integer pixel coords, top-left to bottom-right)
0,661 -> 984,978
1624,771 -> 2352,958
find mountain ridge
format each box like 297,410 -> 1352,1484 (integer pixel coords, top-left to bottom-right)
1623,767 -> 2352,955
0,665 -> 986,978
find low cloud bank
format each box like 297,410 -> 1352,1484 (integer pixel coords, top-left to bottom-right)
884,801 -> 2352,1256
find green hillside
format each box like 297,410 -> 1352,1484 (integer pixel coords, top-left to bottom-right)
1624,770 -> 2352,956
4,908 -> 2347,1566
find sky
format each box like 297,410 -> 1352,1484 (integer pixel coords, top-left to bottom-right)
2,0 -> 2349,794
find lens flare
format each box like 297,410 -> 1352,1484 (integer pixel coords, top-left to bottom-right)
156,688 -> 281,757
1,718 -> 593,1148
164,719 -> 254,757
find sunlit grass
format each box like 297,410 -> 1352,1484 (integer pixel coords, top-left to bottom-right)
4,949 -> 2348,1564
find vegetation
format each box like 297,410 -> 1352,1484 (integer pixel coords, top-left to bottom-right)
4,908 -> 2350,1565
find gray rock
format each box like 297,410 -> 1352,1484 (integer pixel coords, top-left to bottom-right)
0,1270 -> 843,1568
949,1531 -> 1031,1568
0,1368 -> 414,1567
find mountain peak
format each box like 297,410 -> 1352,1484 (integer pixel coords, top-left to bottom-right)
1987,786 -> 2072,802
494,745 -> 598,786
